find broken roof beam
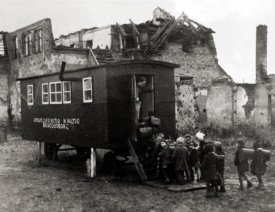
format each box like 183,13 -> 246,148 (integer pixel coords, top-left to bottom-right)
188,18 -> 215,33
153,12 -> 186,48
129,19 -> 140,36
116,23 -> 126,37
150,17 -> 175,42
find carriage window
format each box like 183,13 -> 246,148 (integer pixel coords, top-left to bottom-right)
82,77 -> 93,103
41,83 -> 49,104
27,85 -> 34,105
49,82 -> 62,104
63,81 -> 71,104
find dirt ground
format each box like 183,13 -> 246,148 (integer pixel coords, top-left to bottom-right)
0,134 -> 275,212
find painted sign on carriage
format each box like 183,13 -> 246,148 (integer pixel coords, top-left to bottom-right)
33,117 -> 80,131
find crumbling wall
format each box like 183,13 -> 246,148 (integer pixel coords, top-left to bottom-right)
175,75 -> 197,134
195,88 -> 208,128
6,19 -> 55,127
160,43 -> 230,88
254,84 -> 269,127
234,84 -> 255,126
0,57 -> 9,126
55,26 -> 112,50
50,49 -> 89,72
6,19 -> 93,128
206,81 -> 233,130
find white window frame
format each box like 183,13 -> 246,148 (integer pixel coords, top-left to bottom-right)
62,81 -> 71,104
41,83 -> 49,104
27,84 -> 34,105
49,81 -> 62,104
82,77 -> 93,103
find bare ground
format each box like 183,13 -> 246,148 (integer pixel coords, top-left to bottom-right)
0,135 -> 275,212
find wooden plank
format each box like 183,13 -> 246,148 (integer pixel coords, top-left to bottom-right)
145,180 -> 206,192
127,139 -> 147,182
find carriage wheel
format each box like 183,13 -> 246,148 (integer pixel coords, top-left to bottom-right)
44,143 -> 59,160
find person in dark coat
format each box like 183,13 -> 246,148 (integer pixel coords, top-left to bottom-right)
185,134 -> 200,182
159,140 -> 171,184
234,139 -> 252,190
172,137 -> 190,184
251,141 -> 267,189
201,143 -> 224,197
215,141 -> 226,192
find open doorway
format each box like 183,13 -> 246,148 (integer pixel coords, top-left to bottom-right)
134,74 -> 154,120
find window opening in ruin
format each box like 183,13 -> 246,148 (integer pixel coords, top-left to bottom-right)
13,37 -> 18,58
86,40 -> 93,49
82,77 -> 93,103
41,83 -> 49,104
0,34 -> 5,56
23,32 -> 32,56
125,35 -> 136,49
34,29 -> 42,53
63,81 -> 71,104
27,85 -> 34,105
49,82 -> 62,104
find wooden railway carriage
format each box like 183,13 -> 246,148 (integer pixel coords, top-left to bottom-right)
18,60 -> 179,178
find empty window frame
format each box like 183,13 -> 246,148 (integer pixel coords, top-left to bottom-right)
82,77 -> 93,103
34,29 -> 42,53
49,82 -> 62,104
13,36 -> 18,58
23,32 -> 32,56
63,81 -> 71,104
27,85 -> 34,105
41,83 -> 49,104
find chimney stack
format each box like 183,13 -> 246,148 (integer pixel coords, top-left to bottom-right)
256,25 -> 268,83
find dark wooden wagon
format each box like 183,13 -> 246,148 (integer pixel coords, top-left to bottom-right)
17,60 -> 179,180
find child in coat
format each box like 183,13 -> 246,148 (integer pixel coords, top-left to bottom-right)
215,141 -> 226,192
172,137 -> 190,184
201,143 -> 224,197
251,141 -> 267,190
234,139 -> 252,190
159,140 -> 171,184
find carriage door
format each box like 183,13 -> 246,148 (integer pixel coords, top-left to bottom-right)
132,74 -> 155,120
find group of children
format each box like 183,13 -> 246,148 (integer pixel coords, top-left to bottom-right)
154,131 -> 226,197
234,139 -> 269,190
154,131 -> 269,198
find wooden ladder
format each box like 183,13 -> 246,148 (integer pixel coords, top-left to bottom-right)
127,139 -> 148,182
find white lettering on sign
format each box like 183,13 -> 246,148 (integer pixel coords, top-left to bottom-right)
33,117 -> 80,131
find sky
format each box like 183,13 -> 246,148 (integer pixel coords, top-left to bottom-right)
0,0 -> 274,83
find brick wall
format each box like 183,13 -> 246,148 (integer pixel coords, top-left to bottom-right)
5,19 -> 94,127
0,57 -> 9,125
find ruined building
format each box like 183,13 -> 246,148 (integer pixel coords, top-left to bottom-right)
207,25 -> 275,137
1,8 -> 231,134
54,7 -> 231,133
